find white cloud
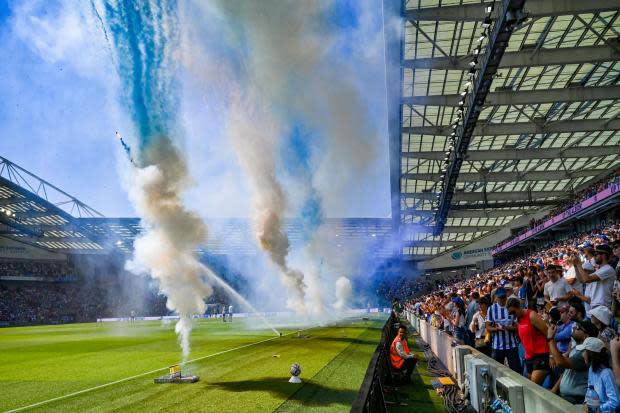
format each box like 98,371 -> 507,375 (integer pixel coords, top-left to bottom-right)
11,0 -> 111,80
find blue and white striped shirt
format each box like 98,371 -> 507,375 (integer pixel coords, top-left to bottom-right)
486,303 -> 518,350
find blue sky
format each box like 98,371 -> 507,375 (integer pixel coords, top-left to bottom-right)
0,0 -> 390,219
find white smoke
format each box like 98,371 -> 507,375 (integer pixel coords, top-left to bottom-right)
125,137 -> 212,359
334,276 -> 353,311
224,91 -> 307,311
207,0 -> 379,215
200,1 -> 381,313
306,222 -> 361,312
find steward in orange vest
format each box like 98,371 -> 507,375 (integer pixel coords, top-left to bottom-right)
389,325 -> 418,383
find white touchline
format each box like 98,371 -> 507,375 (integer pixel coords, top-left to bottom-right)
3,327 -> 315,413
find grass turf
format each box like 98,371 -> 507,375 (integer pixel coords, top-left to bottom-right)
0,316 -> 384,413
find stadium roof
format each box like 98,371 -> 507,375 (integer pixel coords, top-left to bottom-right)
0,156 -> 394,258
0,156 -> 121,254
384,0 -> 620,260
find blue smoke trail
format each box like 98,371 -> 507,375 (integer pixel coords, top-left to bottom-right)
103,0 -> 180,157
281,124 -> 324,239
115,131 -> 136,166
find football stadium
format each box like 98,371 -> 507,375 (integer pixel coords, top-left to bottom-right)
1,1 -> 620,412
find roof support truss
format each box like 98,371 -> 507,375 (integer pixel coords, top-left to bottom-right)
383,0 -> 404,254
402,224 -> 500,233
406,190 -> 567,202
403,44 -> 620,70
404,0 -> 620,22
406,208 -> 534,218
402,85 -> 620,107
404,145 -> 620,160
403,168 -> 606,182
403,118 -> 620,136
435,0 -> 527,234
449,200 -> 559,208
402,240 -> 466,248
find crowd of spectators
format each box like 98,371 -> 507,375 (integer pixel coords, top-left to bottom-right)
0,257 -> 239,326
0,284 -> 95,325
498,170 -> 620,248
0,259 -> 75,280
405,222 -> 620,411
378,272 -> 471,303
550,170 -> 620,217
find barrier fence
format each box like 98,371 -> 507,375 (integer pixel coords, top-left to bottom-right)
350,312 -> 398,413
405,311 -> 581,413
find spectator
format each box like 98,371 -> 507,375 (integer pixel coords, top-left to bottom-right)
613,240 -> 620,278
568,300 -> 587,323
450,297 -> 468,345
612,240 -> 620,315
514,276 -> 527,308
589,306 -> 616,348
507,297 -> 550,385
534,269 -> 548,310
581,337 -> 620,413
470,296 -> 491,356
583,247 -> 597,273
389,325 -> 418,383
523,268 -> 536,309
609,337 -> 620,388
543,264 -> 573,307
465,291 -> 480,347
564,260 -> 582,297
572,245 -> 616,312
553,304 -> 574,354
547,320 -> 599,404
505,282 -> 518,300
486,288 -> 521,373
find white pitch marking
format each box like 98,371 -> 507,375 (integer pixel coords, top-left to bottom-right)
3,327 -> 314,413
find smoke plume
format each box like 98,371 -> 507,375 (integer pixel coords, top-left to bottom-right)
209,0 -> 378,214
101,0 -> 213,358
126,138 -> 212,357
202,1 -> 382,312
225,91 -> 307,310
334,276 -> 353,311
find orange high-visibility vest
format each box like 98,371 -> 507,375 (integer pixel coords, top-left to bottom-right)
390,336 -> 410,369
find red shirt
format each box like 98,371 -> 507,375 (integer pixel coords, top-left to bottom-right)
517,309 -> 548,359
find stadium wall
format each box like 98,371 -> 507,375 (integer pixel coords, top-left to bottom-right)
0,237 -> 66,261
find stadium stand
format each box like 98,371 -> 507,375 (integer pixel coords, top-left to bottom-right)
391,218 -> 620,409
497,171 -> 620,249
382,1 -> 620,405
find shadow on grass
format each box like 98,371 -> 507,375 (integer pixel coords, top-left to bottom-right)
313,336 -> 380,346
208,376 -> 357,407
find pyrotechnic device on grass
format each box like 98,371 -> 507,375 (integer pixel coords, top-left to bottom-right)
289,363 -> 302,384
154,364 -> 199,384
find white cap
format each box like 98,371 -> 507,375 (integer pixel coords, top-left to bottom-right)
576,337 -> 605,353
590,306 -> 612,326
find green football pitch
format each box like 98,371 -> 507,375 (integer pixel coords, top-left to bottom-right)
0,315 -> 385,413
